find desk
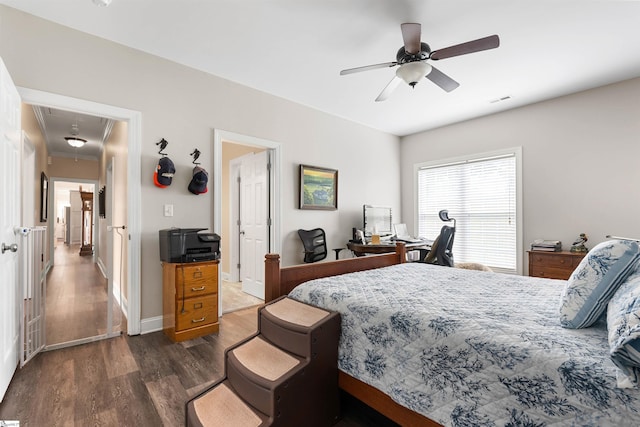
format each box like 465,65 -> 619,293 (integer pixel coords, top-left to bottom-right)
347,240 -> 431,257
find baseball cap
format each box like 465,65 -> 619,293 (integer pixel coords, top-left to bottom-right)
188,166 -> 208,195
154,157 -> 175,188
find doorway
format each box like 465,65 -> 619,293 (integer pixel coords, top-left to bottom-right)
45,179 -> 123,348
214,130 -> 282,316
18,87 -> 143,336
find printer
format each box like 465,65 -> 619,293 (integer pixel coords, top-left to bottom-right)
159,228 -> 220,263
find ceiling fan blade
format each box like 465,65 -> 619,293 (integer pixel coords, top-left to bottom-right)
401,23 -> 421,55
425,66 -> 460,92
375,76 -> 402,102
430,34 -> 500,60
340,62 -> 398,76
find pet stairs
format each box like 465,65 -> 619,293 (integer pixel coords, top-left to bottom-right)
186,296 -> 341,427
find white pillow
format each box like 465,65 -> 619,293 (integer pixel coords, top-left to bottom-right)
559,239 -> 640,329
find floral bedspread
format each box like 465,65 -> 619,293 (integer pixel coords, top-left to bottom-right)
288,263 -> 640,426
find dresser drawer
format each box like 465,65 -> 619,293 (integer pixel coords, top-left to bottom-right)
176,294 -> 218,331
528,251 -> 585,280
529,253 -> 572,269
176,263 -> 217,298
530,267 -> 573,280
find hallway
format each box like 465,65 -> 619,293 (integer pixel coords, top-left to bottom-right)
46,242 -> 122,346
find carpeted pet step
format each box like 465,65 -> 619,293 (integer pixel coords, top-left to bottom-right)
186,379 -> 269,427
186,297 -> 342,427
259,296 -> 334,357
258,297 -> 342,427
226,335 -> 306,417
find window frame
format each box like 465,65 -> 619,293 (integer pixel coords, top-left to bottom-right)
413,147 -> 523,274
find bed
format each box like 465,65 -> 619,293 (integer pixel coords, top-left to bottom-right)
264,244 -> 640,427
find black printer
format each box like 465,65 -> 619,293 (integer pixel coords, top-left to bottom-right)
159,228 -> 220,263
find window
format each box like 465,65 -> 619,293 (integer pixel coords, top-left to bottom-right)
416,148 -> 521,274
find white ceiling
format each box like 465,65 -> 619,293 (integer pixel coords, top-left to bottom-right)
31,105 -> 113,160
4,1 -> 640,137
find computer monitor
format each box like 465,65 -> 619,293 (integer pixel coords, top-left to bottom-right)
363,205 -> 392,237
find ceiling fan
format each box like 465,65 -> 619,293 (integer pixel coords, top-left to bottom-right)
340,23 -> 500,102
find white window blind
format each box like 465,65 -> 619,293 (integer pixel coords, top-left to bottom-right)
417,153 -> 517,273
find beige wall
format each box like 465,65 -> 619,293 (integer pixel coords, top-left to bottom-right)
20,104 -> 48,226
48,157 -> 99,181
20,103 -> 50,263
0,6 -> 401,321
401,77 -> 640,273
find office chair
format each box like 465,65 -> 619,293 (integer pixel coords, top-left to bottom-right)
419,210 -> 456,267
298,228 -> 328,263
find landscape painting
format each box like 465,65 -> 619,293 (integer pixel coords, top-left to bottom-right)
299,164 -> 338,210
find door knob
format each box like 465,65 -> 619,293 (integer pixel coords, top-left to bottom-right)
1,243 -> 18,254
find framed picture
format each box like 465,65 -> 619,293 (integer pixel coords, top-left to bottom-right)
299,164 -> 338,210
40,172 -> 48,222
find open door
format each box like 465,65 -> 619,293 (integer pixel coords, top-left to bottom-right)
239,150 -> 269,299
0,57 -> 23,401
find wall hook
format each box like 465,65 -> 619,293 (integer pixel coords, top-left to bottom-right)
190,149 -> 201,165
156,138 -> 169,156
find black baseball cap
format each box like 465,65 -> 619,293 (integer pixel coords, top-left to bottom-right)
188,166 -> 208,195
154,157 -> 175,188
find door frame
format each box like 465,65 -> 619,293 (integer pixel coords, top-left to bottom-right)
49,178 -> 98,267
213,130 -> 281,316
18,87 -> 143,335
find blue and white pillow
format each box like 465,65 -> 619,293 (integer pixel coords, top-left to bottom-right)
559,239 -> 640,329
607,270 -> 640,387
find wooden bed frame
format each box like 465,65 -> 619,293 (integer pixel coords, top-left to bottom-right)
264,243 -> 442,427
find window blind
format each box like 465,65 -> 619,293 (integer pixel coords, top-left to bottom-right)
417,153 -> 517,273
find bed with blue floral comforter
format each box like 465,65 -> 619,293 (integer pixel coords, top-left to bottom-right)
288,262 -> 640,427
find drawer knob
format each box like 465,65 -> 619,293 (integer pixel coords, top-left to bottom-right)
192,317 -> 206,323
191,286 -> 206,291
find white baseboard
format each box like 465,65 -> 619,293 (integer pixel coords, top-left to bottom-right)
140,315 -> 163,335
97,257 -> 107,278
221,271 -> 230,281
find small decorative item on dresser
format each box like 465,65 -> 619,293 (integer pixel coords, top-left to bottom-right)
570,233 -> 588,253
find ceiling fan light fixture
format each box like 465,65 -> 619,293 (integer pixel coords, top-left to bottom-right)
396,62 -> 432,87
65,137 -> 87,148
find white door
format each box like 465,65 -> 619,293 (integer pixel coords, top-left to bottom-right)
240,151 -> 269,299
0,57 -> 22,401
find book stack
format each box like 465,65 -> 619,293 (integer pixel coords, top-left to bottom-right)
531,239 -> 562,252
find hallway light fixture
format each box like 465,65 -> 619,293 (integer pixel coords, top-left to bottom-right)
92,0 -> 112,6
65,137 -> 87,148
65,123 -> 87,148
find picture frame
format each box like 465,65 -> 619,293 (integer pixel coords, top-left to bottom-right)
299,164 -> 338,210
40,172 -> 48,222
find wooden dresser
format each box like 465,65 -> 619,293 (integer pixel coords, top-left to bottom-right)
528,251 -> 586,280
162,260 -> 219,342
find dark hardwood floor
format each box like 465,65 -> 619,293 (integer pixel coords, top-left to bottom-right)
46,242 -> 123,345
1,304 -> 398,426
2,241 -> 397,425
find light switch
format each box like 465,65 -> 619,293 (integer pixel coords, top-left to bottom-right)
163,204 -> 174,217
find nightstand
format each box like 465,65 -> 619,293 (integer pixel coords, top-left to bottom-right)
528,251 -> 586,280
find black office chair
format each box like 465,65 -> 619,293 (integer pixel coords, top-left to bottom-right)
298,228 -> 328,263
419,210 -> 456,267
